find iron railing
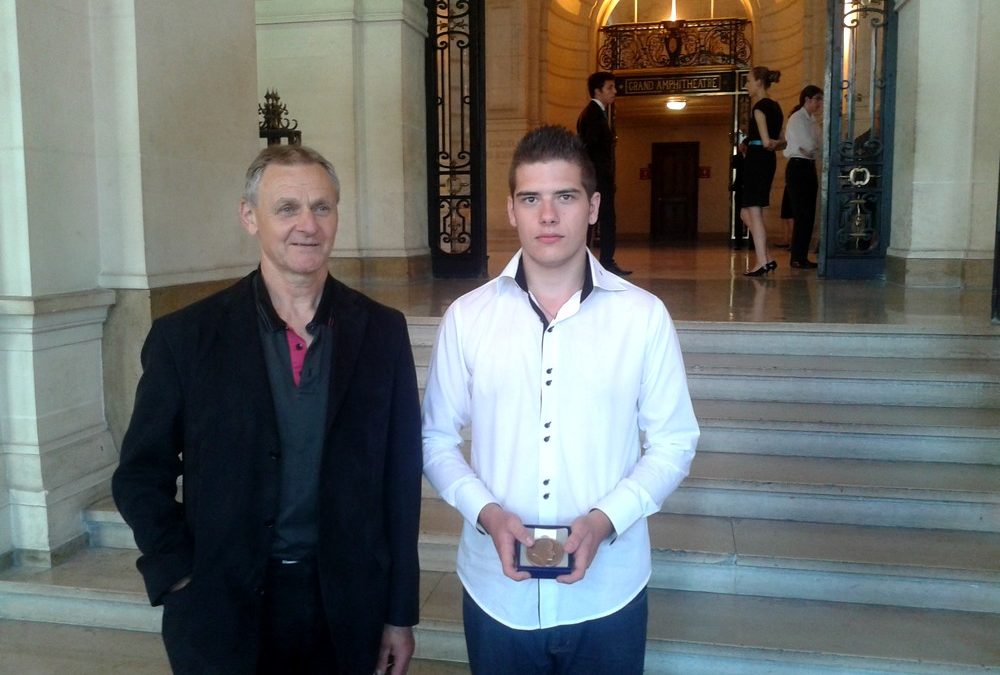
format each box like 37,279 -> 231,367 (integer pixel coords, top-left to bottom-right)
598,19 -> 751,71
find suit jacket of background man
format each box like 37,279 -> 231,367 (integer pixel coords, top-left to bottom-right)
577,99 -> 616,191
111,270 -> 423,675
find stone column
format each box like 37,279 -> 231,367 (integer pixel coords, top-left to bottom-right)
98,0 -> 260,450
889,0 -> 999,287
256,0 -> 429,280
1,0 -> 116,565
0,294 -> 115,566
484,0 -> 545,256
0,0 -> 259,566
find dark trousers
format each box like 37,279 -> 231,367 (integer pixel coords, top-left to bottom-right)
257,558 -> 335,674
462,587 -> 647,675
785,158 -> 818,262
597,185 -> 617,266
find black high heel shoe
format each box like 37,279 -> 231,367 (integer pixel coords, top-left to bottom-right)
766,260 -> 778,272
744,264 -> 769,277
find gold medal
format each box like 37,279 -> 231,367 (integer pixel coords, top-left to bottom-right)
525,537 -> 563,567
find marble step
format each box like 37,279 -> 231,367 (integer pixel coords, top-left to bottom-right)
0,619 -> 469,675
2,549 -> 996,674
0,548 -> 159,633
682,353 -> 1000,408
672,452 -> 1000,531
88,444 -> 1000,543
0,619 -> 171,675
410,347 -> 1000,409
673,322 -> 1000,360
418,571 -> 1000,674
406,317 -> 1000,361
694,400 -> 1000,465
84,497 -> 1000,613
416,498 -> 1000,613
410,398 -> 998,467
415,452 -> 999,531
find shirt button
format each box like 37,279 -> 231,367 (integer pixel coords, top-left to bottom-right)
544,421 -> 551,428
543,436 -> 550,442
545,380 -> 552,386
295,343 -> 304,350
543,479 -> 550,485
546,368 -> 553,374
270,452 -> 280,460
547,327 -> 553,333
543,493 -> 550,499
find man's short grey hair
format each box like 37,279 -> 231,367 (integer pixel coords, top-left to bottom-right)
243,145 -> 340,206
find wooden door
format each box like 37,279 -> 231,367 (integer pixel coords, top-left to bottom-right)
650,142 -> 699,243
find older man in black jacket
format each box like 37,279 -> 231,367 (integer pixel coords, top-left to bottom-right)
112,145 -> 422,675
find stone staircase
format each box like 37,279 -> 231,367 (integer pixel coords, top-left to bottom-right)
2,319 -> 999,673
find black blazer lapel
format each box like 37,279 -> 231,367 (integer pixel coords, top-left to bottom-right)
206,277 -> 279,436
325,281 -> 369,434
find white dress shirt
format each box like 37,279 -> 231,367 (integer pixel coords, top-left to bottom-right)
783,106 -> 821,160
422,251 -> 699,630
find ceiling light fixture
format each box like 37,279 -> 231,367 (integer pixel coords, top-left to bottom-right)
666,97 -> 687,111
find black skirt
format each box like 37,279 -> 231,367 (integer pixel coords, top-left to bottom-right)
741,145 -> 777,208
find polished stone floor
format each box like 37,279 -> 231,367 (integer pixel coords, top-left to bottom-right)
345,242 -> 999,331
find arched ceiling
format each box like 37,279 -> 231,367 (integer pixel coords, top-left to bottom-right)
595,0 -> 753,26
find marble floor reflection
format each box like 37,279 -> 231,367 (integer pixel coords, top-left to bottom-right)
345,242 -> 998,331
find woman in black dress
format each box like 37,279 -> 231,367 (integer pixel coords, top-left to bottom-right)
741,66 -> 785,276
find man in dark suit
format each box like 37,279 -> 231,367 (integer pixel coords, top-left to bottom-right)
112,145 -> 422,675
576,71 -> 630,276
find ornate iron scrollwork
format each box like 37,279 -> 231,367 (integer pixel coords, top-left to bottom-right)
433,1 -> 472,255
426,0 -> 486,276
598,19 -> 751,71
439,171 -> 472,253
824,0 -> 894,275
258,89 -> 301,146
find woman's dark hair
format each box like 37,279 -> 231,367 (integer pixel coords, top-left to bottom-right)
750,66 -> 781,89
791,84 -> 824,114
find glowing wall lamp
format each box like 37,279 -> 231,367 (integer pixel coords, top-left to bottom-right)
665,97 -> 687,111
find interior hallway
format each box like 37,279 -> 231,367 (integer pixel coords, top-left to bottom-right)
343,242 -> 998,331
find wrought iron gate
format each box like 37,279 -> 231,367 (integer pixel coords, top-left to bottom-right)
425,0 -> 487,278
820,0 -> 897,279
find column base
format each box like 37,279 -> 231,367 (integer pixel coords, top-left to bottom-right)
885,255 -> 993,288
328,254 -> 431,283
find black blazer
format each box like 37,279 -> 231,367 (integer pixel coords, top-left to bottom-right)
576,99 -> 615,190
112,271 -> 422,674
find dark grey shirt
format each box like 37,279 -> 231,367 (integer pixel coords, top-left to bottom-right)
254,271 -> 335,561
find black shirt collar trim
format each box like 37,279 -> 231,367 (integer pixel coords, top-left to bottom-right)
513,256 -> 594,326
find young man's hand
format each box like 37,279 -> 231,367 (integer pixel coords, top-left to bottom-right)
478,503 -> 534,581
557,509 -> 614,584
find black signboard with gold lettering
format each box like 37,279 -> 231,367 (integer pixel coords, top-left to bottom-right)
615,71 -> 746,97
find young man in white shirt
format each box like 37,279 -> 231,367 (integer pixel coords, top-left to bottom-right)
782,84 -> 824,269
422,125 -> 700,674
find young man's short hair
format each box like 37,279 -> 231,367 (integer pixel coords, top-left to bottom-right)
587,71 -> 616,98
508,125 -> 597,197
